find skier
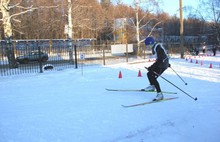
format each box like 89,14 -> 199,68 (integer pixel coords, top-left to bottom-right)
212,45 -> 217,56
142,37 -> 169,101
202,42 -> 206,54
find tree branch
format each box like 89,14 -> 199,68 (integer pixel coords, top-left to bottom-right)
9,5 -> 59,19
140,20 -> 163,43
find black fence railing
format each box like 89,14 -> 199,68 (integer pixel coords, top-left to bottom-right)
0,39 -> 77,76
1,39 -> 193,76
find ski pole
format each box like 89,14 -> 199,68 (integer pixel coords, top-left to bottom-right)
169,66 -> 188,85
145,67 -> 197,101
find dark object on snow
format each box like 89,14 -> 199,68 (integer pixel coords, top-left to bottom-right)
212,45 -> 217,56
43,64 -> 54,70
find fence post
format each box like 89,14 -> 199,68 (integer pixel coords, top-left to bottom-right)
126,40 -> 128,62
38,41 -> 43,73
68,38 -> 73,64
74,45 -> 78,69
103,41 -> 106,65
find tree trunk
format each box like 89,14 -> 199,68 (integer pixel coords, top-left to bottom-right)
135,1 -> 141,56
5,37 -> 18,69
1,1 -> 18,68
67,0 -> 73,64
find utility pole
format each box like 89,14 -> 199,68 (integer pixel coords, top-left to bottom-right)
179,0 -> 184,58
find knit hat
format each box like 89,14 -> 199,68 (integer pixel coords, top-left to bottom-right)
144,37 -> 155,46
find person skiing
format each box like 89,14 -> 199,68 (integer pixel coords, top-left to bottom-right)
202,42 -> 206,54
142,37 -> 169,101
212,45 -> 217,56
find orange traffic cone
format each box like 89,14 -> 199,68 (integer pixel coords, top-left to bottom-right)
118,71 -> 122,78
209,63 -> 212,68
138,70 -> 142,77
196,60 -> 198,64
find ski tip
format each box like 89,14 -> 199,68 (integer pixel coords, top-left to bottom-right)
121,105 -> 135,108
121,105 -> 129,108
105,88 -> 116,91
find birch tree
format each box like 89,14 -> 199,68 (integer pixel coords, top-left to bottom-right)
0,0 -> 18,68
0,0 -> 58,68
130,0 -> 162,55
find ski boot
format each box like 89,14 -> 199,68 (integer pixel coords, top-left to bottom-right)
141,85 -> 156,91
153,92 -> 164,101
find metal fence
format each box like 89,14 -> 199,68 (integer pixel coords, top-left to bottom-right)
0,39 -> 189,77
0,39 -> 150,76
0,39 -> 77,76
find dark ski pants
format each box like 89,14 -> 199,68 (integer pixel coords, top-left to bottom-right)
147,67 -> 166,93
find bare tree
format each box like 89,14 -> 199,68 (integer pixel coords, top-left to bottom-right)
187,0 -> 220,44
0,0 -> 21,68
0,0 -> 58,68
129,0 -> 162,55
200,0 -> 220,44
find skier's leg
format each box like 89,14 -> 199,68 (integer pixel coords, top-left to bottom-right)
151,68 -> 166,93
147,71 -> 154,85
143,71 -> 156,91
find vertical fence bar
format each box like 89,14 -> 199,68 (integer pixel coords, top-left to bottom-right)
103,41 -> 106,65
38,41 -> 43,73
74,45 -> 78,69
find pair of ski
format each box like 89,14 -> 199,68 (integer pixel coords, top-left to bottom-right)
106,88 -> 178,108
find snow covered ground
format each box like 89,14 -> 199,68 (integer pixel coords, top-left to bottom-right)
0,53 -> 220,142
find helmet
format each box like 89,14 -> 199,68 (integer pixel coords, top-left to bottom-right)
144,37 -> 155,46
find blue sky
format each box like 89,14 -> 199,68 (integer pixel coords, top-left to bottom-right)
159,0 -> 199,16
116,0 -> 199,16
